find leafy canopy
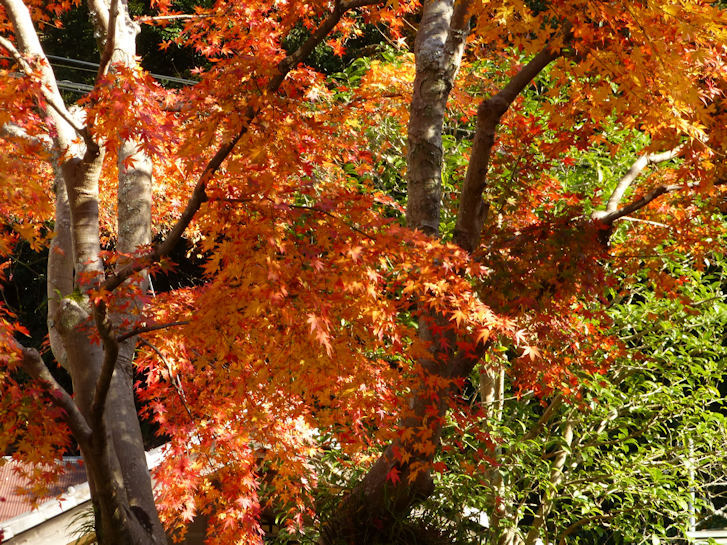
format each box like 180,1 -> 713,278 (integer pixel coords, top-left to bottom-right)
0,0 -> 726,543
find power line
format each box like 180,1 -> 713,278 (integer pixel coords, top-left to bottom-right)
45,55 -> 198,86
56,80 -> 94,94
3,54 -> 198,93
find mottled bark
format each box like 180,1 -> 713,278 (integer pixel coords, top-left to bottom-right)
47,169 -> 74,369
406,0 -> 471,235
109,139 -> 166,542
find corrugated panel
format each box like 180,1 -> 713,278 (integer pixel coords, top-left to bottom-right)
0,459 -> 87,523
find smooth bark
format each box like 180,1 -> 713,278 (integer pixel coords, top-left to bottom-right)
454,45 -> 561,253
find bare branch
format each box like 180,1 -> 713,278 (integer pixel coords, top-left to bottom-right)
102,0 -> 384,292
90,301 -> 119,431
47,171 -> 74,369
116,320 -> 190,342
599,146 -> 683,216
594,177 -> 727,225
523,418 -> 574,545
557,510 -> 636,545
614,216 -> 669,228
102,124 -> 246,292
11,339 -> 92,441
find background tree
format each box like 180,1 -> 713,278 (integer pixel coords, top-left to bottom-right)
0,1 -> 726,545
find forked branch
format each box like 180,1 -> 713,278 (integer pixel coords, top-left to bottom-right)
594,176 -> 726,226
592,146 -> 683,225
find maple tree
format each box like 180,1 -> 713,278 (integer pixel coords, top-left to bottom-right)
0,0 -> 726,544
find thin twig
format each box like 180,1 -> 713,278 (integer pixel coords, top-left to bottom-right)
138,338 -> 216,468
138,338 -> 195,422
136,13 -> 214,22
290,204 -> 376,241
117,320 -> 190,342
614,216 -> 669,228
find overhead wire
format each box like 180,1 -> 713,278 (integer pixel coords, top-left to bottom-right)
45,55 -> 198,86
1,54 -> 197,94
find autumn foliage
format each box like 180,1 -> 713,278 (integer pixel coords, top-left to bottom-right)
1,0 -> 726,543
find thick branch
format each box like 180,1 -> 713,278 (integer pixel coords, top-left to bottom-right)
454,42 -> 563,252
0,122 -> 53,152
102,0 -> 380,292
406,0 -> 472,235
90,302 -> 119,431
13,340 -> 92,441
47,169 -> 74,369
86,0 -> 111,38
101,127 -> 243,292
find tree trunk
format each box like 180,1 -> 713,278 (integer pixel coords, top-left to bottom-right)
322,2 -> 471,542
1,0 -> 166,541
323,4 -> 568,543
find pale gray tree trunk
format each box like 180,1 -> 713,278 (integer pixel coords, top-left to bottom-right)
1,0 -> 164,542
